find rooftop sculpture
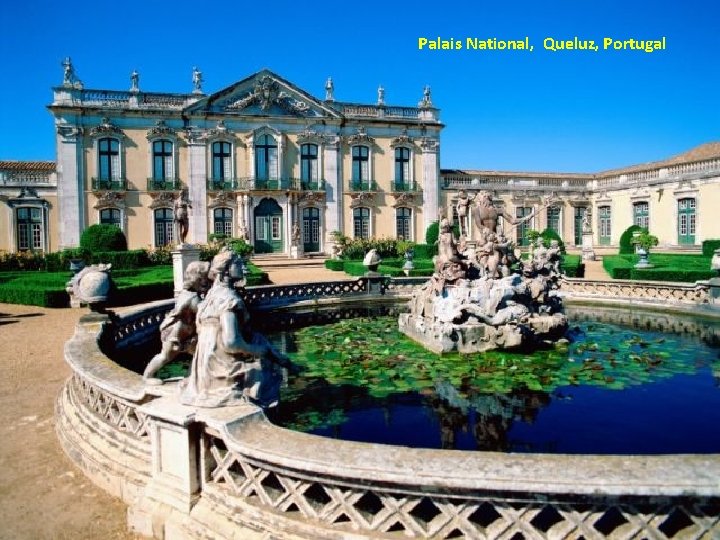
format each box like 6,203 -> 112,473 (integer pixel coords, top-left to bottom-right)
399,192 -> 567,353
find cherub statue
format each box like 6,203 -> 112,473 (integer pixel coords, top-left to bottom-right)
143,261 -> 210,383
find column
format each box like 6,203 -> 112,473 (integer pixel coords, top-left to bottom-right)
323,137 -> 341,254
187,134 -> 207,244
56,125 -> 85,248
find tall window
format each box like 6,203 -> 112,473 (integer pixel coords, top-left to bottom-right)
255,134 -> 278,180
152,140 -> 173,180
677,198 -> 696,245
16,207 -> 43,251
214,208 -> 233,237
300,144 -> 318,181
547,206 -> 561,233
352,146 -> 369,183
212,141 -> 231,180
396,207 -> 412,240
100,208 -> 121,228
353,207 -> 370,239
515,207 -> 532,246
598,206 -> 611,245
633,201 -> 649,229
574,207 -> 586,245
394,147 -> 410,188
154,208 -> 174,247
98,138 -> 120,180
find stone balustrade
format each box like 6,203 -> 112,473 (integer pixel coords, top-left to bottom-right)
560,277 -> 714,307
57,277 -> 720,539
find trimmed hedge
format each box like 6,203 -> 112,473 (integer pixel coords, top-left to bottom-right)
324,259 -> 345,271
561,254 -> 584,278
602,254 -> 714,282
540,229 -> 565,252
412,244 -> 438,260
702,239 -> 720,257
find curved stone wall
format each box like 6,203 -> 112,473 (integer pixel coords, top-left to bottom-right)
56,280 -> 720,539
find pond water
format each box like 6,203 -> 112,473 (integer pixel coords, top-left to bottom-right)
263,307 -> 720,454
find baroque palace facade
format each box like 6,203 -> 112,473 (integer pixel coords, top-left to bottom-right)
1,60 -> 719,255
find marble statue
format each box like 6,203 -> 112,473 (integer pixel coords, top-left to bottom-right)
582,208 -> 592,233
179,249 -> 298,408
192,66 -> 203,93
455,190 -> 472,236
399,204 -> 567,353
291,223 -> 301,247
174,194 -> 191,245
377,85 -> 385,106
143,261 -> 210,383
325,77 -> 334,101
130,70 -> 139,92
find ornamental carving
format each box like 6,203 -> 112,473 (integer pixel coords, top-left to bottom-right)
149,191 -> 177,209
299,191 -> 326,207
349,191 -> 375,208
296,127 -> 326,145
391,192 -> 418,208
57,125 -> 83,140
391,129 -> 414,148
208,191 -> 235,208
225,75 -> 315,117
93,191 -> 126,210
89,117 -> 123,138
184,127 -> 206,144
420,137 -> 439,152
147,120 -> 176,140
346,126 -> 375,145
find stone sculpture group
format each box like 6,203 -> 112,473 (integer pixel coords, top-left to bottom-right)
145,249 -> 298,409
399,192 -> 568,353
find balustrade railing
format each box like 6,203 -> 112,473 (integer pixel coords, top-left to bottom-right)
391,180 -> 421,192
146,178 -> 182,191
91,177 -> 127,191
348,180 -> 379,192
0,171 -> 55,186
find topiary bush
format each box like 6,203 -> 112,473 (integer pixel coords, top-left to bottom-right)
425,221 -> 440,245
619,225 -> 645,254
80,224 -> 127,253
539,228 -> 565,252
324,259 -> 345,271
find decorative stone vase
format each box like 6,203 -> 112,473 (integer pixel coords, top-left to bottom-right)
634,247 -> 654,269
712,248 -> 720,276
69,258 -> 85,275
403,249 -> 415,276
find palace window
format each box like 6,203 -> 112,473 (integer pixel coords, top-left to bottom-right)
394,147 -> 410,189
255,134 -> 278,180
353,207 -> 370,239
352,145 -> 369,184
515,206 -> 532,246
98,138 -> 120,181
547,206 -> 561,233
152,140 -> 174,181
300,144 -> 318,182
212,141 -> 232,180
154,208 -> 174,247
677,198 -> 696,245
633,201 -> 649,229
16,207 -> 44,251
598,205 -> 611,245
100,208 -> 122,228
574,207 -> 586,245
213,208 -> 233,237
396,207 -> 412,240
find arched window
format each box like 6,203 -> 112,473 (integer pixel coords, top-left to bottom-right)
351,145 -> 369,188
394,147 -> 410,190
100,208 -> 121,228
255,134 -> 278,181
353,207 -> 370,239
213,208 -> 233,237
16,207 -> 44,251
152,140 -> 174,181
154,208 -> 174,247
98,138 -> 120,181
212,141 -> 232,180
677,198 -> 696,245
396,207 -> 412,240
301,144 -> 318,183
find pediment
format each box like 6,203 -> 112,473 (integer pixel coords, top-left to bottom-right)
184,70 -> 340,119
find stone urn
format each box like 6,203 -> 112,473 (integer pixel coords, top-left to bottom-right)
69,258 -> 85,275
712,248 -> 720,277
402,249 -> 415,276
634,247 -> 654,269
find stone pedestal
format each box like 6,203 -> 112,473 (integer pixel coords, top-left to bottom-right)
290,245 -> 303,259
172,245 -> 201,296
581,232 -> 596,261
708,277 -> 720,307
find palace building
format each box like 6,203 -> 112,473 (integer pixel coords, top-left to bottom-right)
1,60 -> 719,255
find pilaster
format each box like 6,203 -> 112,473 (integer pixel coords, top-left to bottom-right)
323,137 -> 341,253
420,137 -> 440,233
56,124 -> 85,248
187,132 -> 208,243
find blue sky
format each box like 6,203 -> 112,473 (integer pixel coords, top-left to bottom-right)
1,0 -> 718,172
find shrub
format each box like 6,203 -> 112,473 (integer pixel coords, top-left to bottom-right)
340,237 -> 402,260
702,239 -> 720,257
324,259 -> 345,271
539,229 -> 565,252
80,224 -> 127,253
619,225 -> 645,254
561,254 -> 585,277
413,243 -> 437,259
89,249 -> 150,269
425,221 -> 440,245
146,246 -> 173,265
